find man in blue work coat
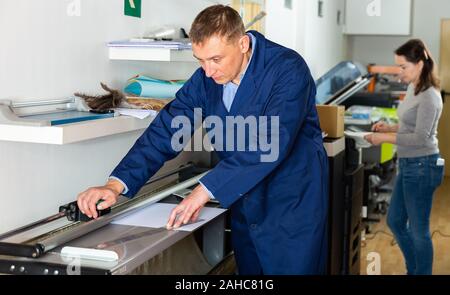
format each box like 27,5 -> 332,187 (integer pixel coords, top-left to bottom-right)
78,5 -> 329,275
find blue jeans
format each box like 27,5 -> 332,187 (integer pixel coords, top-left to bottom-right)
387,154 -> 444,275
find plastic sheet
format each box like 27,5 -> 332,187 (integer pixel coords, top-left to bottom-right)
129,235 -> 212,275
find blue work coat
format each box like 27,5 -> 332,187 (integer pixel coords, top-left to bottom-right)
111,31 -> 329,274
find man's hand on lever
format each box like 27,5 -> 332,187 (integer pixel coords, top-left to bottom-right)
167,184 -> 211,230
77,179 -> 124,219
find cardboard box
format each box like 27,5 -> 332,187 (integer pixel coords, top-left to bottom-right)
316,105 -> 345,138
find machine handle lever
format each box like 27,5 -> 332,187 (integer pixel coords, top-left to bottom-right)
59,201 -> 111,222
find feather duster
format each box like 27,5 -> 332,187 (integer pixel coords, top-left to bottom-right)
74,83 -> 126,111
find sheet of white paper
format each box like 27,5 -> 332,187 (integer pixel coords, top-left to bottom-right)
111,203 -> 226,232
344,131 -> 373,148
115,108 -> 158,119
344,131 -> 372,138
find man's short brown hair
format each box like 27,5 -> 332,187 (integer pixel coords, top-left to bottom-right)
190,5 -> 245,44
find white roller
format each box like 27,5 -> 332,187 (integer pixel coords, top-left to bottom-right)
61,246 -> 119,262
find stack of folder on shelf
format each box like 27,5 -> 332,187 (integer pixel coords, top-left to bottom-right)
107,39 -> 192,50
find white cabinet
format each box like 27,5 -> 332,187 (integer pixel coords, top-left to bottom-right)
344,0 -> 411,35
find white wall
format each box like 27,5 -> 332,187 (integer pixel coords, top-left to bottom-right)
265,0 -> 297,50
0,0 -> 222,234
347,0 -> 450,67
0,0 -> 221,101
265,0 -> 347,79
0,132 -> 141,233
301,0 -> 347,78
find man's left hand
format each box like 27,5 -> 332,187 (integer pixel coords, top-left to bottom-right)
166,184 -> 211,229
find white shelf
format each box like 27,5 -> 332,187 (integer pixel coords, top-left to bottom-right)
0,115 -> 154,145
108,47 -> 196,62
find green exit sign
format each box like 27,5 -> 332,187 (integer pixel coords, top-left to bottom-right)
125,0 -> 141,18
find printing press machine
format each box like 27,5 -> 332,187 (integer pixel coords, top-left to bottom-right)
0,164 -> 230,275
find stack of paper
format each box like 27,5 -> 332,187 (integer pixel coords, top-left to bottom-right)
344,130 -> 373,148
115,108 -> 157,119
107,40 -> 192,50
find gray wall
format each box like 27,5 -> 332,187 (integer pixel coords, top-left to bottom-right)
347,0 -> 450,67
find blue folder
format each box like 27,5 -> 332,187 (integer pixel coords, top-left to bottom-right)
21,111 -> 115,126
124,75 -> 185,99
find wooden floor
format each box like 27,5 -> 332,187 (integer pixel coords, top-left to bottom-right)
360,177 -> 450,275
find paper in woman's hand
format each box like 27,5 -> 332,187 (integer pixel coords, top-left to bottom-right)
344,131 -> 373,148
